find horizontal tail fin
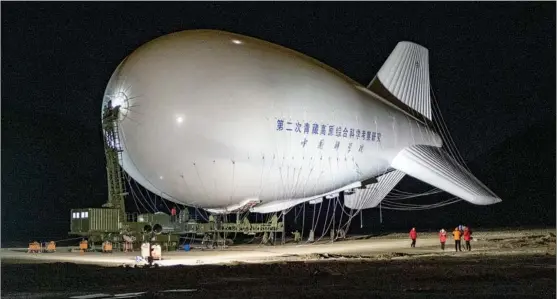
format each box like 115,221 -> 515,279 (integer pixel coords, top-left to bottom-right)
344,170 -> 405,209
391,145 -> 501,205
368,41 -> 432,121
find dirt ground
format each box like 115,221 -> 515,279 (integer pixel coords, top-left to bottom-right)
1,229 -> 555,298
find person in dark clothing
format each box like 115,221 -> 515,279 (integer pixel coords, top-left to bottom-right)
409,227 -> 417,248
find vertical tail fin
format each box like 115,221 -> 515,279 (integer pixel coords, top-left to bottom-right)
368,41 -> 432,121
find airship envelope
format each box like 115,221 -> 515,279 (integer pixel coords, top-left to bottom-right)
100,30 -> 501,214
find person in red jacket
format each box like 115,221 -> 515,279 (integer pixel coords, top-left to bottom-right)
409,227 -> 417,248
170,206 -> 177,223
439,228 -> 447,250
463,226 -> 472,251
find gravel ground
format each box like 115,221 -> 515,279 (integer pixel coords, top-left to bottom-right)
2,229 -> 555,299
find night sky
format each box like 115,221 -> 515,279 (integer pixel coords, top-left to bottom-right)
2,2 -> 555,244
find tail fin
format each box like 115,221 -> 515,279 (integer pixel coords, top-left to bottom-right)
391,145 -> 502,205
368,41 -> 432,121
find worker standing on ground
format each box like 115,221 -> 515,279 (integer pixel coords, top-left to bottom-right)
439,228 -> 447,250
409,227 -> 417,248
453,227 -> 462,252
170,206 -> 177,222
292,230 -> 301,243
463,226 -> 472,251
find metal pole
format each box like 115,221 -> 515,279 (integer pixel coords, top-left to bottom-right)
312,203 -> 316,228
332,198 -> 336,243
281,210 -> 286,245
379,203 -> 383,224
148,232 -> 154,267
301,203 -> 305,240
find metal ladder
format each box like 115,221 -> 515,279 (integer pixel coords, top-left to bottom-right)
101,106 -> 128,218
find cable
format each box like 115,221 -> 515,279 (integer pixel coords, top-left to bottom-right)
381,197 -> 462,210
430,85 -> 472,172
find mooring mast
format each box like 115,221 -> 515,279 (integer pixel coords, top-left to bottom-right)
101,101 -> 128,220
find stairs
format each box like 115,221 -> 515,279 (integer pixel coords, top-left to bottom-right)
101,106 -> 128,214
